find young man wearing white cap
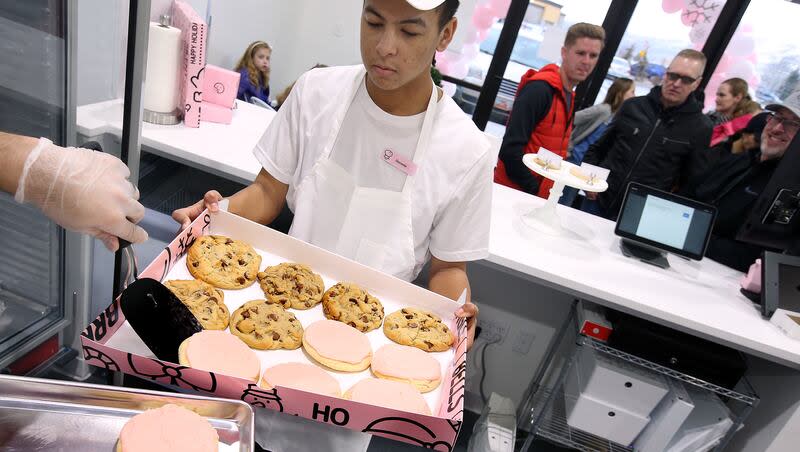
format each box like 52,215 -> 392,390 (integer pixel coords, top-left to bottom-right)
175,2 -> 487,447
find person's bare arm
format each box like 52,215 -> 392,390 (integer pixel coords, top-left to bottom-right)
0,131 -> 38,194
429,257 -> 478,350
172,169 -> 288,229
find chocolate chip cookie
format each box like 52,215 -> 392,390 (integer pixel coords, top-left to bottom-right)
257,263 -> 325,310
229,300 -> 303,350
187,235 -> 261,289
321,282 -> 384,332
163,279 -> 229,330
384,307 -> 454,352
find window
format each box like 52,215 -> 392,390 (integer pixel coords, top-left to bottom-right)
460,0 -> 612,137
595,0 -> 728,105
704,0 -> 800,111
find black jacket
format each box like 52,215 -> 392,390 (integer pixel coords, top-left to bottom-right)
685,149 -> 781,271
583,87 -> 713,218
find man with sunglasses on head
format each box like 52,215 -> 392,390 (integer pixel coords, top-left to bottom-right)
686,90 -> 800,271
582,49 -> 713,219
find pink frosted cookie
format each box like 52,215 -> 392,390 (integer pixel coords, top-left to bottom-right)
371,343 -> 442,393
178,330 -> 261,381
259,362 -> 341,397
345,378 -> 430,415
302,319 -> 372,372
117,404 -> 218,452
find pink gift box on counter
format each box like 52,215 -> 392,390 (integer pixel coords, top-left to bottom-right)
203,64 -> 240,108
200,101 -> 233,125
172,0 -> 206,128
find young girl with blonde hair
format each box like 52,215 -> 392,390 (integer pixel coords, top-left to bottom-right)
234,40 -> 272,103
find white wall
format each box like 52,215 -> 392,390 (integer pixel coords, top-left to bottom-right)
204,0 -> 362,100
77,1 -> 484,106
465,261 -> 574,414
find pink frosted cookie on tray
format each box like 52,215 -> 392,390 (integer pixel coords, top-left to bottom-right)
117,404 -> 218,452
302,319 -> 372,372
259,362 -> 341,397
371,343 -> 442,393
178,330 -> 261,381
344,378 -> 431,415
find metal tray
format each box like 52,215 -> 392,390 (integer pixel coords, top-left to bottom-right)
0,374 -> 253,451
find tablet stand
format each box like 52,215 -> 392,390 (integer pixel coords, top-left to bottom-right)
620,238 -> 670,269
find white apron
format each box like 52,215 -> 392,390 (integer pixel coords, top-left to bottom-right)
255,71 -> 439,451
288,69 -> 438,282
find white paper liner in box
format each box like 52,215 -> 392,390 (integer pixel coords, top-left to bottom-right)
81,210 -> 468,450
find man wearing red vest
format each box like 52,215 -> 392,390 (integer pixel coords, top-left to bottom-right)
494,23 -> 605,198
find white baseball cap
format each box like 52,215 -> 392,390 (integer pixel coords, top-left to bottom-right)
767,89 -> 800,120
405,0 -> 447,11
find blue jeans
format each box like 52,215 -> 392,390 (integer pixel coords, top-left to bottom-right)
580,198 -> 605,217
559,187 -> 579,208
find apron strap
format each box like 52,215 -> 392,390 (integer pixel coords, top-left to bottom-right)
401,82 -> 439,195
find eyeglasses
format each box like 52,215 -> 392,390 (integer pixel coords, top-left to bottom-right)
665,72 -> 699,85
767,111 -> 800,134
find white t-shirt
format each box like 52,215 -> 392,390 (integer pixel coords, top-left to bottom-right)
253,65 -> 493,277
331,81 -> 422,192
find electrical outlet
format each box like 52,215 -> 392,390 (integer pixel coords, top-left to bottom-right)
512,331 -> 536,355
479,318 -> 510,345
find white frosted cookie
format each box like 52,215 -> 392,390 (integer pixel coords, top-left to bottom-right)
371,343 -> 442,393
302,319 -> 372,372
259,362 -> 341,397
344,378 -> 430,415
178,330 -> 261,381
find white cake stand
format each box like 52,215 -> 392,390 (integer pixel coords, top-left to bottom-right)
519,154 -> 609,235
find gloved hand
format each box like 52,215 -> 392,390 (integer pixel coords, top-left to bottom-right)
14,138 -> 148,251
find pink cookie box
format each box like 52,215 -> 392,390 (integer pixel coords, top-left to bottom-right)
81,210 -> 468,450
200,101 -> 233,125
203,64 -> 240,108
172,0 -> 206,128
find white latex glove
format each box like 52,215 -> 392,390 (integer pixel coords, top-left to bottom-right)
14,138 -> 148,251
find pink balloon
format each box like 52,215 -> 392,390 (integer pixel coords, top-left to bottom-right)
463,27 -> 481,44
462,43 -> 480,60
435,51 -> 452,73
488,0 -> 511,17
662,0 -> 683,13
716,55 -> 733,74
449,60 -> 469,79
477,27 -> 490,42
681,9 -> 694,26
471,4 -> 496,31
729,33 -> 755,57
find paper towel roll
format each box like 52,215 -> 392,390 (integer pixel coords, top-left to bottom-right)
143,21 -> 182,114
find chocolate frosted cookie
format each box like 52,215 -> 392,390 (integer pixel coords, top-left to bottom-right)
383,307 -> 454,352
186,235 -> 261,289
322,282 -> 384,332
257,263 -> 325,310
229,300 -> 303,350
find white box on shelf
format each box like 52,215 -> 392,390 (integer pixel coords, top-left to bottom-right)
666,389 -> 733,452
564,359 -> 651,446
770,308 -> 800,340
574,344 -> 669,416
634,377 -> 695,452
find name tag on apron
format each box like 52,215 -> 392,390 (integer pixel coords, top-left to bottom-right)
382,149 -> 418,176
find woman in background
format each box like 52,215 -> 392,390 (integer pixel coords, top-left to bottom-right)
234,41 -> 271,104
560,77 -> 635,207
707,78 -> 750,126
